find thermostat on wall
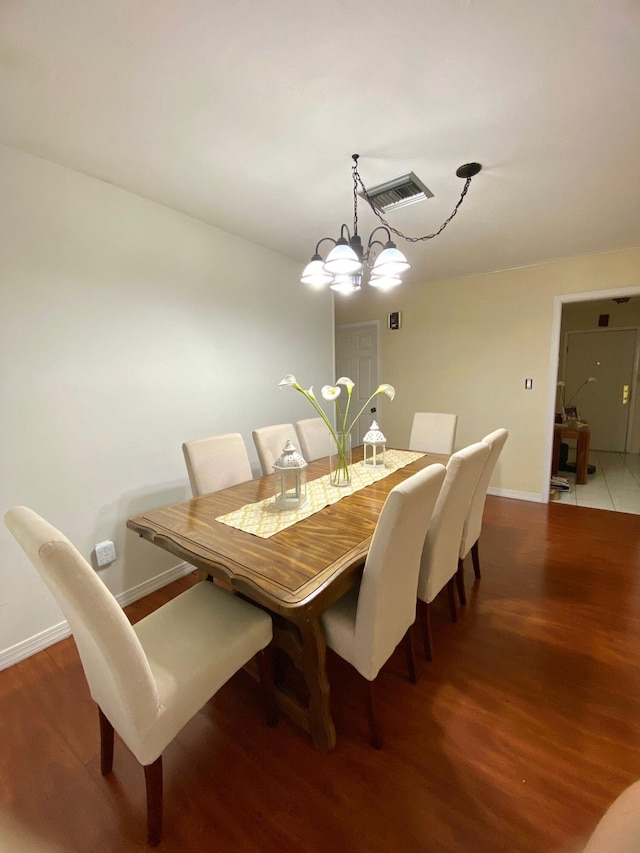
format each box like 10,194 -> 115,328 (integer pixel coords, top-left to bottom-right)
388,311 -> 402,330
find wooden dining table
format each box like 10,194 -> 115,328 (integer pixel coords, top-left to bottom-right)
127,446 -> 447,752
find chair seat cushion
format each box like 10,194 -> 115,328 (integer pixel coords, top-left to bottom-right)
132,582 -> 272,764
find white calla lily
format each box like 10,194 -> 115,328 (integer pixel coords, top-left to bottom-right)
321,385 -> 341,401
278,374 -> 299,389
336,377 -> 355,392
377,383 -> 395,401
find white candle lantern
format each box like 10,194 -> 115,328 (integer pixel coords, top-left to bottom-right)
273,440 -> 308,510
363,420 -> 386,468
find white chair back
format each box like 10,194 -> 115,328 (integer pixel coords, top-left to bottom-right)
460,428 -> 508,560
5,506 -> 275,844
409,412 -> 458,454
182,432 -> 252,496
418,442 -> 490,604
4,507 -> 159,745
582,780 -> 640,853
295,417 -> 327,462
252,423 -> 299,475
345,464 -> 446,680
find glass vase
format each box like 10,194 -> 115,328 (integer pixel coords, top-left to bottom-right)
329,432 -> 352,487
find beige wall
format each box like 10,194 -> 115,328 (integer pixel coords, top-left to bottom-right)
0,143 -> 334,663
335,249 -> 640,500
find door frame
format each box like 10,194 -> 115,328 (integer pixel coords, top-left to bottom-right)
546,285 -> 640,499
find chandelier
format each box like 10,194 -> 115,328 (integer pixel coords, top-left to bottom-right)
300,155 -> 482,295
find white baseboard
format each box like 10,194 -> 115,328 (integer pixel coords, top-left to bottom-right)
0,562 -> 195,671
115,562 -> 195,609
488,487 -> 545,503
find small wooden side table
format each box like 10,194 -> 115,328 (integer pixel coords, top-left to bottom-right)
552,423 -> 591,485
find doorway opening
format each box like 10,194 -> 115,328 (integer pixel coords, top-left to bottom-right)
549,289 -> 640,512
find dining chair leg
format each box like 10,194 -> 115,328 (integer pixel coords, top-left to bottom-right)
98,706 -> 114,776
447,577 -> 459,621
363,676 -> 383,749
472,541 -> 481,579
144,756 -> 163,847
418,598 -> 433,661
403,625 -> 417,684
455,560 -> 467,607
257,644 -> 278,727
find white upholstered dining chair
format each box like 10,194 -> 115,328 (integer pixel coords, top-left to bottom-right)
458,428 -> 509,595
252,422 -> 299,475
295,417 -> 327,462
417,442 -> 490,659
409,412 -> 458,455
321,463 -> 447,748
182,432 -> 253,496
582,780 -> 640,852
4,506 -> 276,847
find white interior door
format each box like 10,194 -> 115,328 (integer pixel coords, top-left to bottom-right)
564,329 -> 637,451
335,322 -> 379,446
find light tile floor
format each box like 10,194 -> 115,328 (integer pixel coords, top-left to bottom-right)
555,451 -> 640,514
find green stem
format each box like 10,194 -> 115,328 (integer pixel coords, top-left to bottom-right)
337,403 -> 347,433
331,433 -> 351,486
342,387 -> 353,432
295,385 -> 338,442
344,390 -> 381,440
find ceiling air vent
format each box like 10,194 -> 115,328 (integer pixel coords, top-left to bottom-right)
359,172 -> 434,213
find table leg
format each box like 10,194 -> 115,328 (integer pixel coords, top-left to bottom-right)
552,428 -> 561,477
576,430 -> 589,485
300,618 -> 336,753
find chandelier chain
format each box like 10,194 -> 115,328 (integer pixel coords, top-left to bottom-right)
352,163 -> 359,236
353,164 -> 473,243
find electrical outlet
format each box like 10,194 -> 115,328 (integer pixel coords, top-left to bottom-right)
95,540 -> 116,567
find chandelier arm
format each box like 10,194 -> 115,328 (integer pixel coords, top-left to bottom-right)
354,167 -> 474,243
314,236 -> 338,256
366,226 -> 392,249
339,223 -> 352,243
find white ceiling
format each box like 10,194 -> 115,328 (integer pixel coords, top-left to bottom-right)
1,0 -> 639,286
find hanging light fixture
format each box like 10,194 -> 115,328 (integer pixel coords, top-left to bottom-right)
301,155 -> 482,295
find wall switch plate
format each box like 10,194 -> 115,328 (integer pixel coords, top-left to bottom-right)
525,378 -> 533,389
95,540 -> 116,567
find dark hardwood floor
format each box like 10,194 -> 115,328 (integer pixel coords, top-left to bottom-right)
2,497 -> 640,852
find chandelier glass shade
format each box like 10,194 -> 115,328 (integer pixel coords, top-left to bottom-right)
301,154 -> 481,295
323,241 -> 362,275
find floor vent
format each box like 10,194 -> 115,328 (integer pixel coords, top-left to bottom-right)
360,172 -> 434,213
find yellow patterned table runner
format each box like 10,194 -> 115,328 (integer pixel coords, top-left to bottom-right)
216,449 -> 425,539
